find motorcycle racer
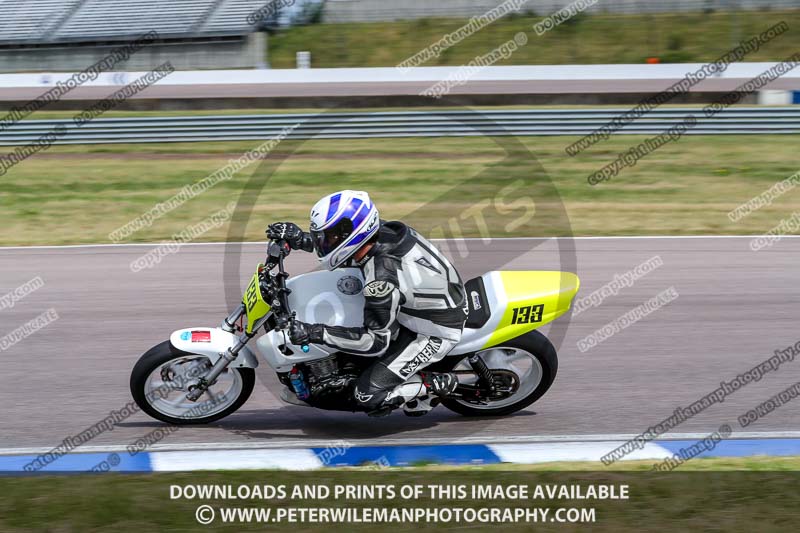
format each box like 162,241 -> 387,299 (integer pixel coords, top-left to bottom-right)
267,190 -> 467,417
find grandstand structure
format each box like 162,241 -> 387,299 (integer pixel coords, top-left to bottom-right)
0,0 -> 276,71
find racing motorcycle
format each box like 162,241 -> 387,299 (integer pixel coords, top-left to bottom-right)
130,238 -> 580,424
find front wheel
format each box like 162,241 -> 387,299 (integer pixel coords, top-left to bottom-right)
130,341 -> 255,425
441,330 -> 558,417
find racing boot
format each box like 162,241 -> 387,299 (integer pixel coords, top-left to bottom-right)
403,395 -> 435,417
403,372 -> 458,417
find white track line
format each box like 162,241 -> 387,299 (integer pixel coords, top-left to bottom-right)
2,431 -> 799,456
1,235 -> 799,251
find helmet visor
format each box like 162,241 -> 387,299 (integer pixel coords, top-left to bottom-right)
311,218 -> 353,258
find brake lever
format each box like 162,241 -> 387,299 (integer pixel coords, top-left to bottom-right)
286,311 -> 310,353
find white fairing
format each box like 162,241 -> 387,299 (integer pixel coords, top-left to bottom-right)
254,269 -> 510,368
256,268 -> 366,372
169,327 -> 259,368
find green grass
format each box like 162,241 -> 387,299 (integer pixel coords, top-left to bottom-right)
1,131 -> 798,246
267,10 -> 800,68
404,455 -> 800,471
0,457 -> 798,532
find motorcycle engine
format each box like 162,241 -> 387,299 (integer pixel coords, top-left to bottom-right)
300,354 -> 360,410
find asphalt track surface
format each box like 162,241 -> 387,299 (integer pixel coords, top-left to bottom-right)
0,237 -> 798,452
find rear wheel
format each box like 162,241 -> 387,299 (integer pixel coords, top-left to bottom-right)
441,330 -> 558,417
130,341 -> 255,425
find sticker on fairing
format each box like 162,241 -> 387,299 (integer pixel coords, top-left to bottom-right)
510,304 -> 544,325
471,291 -> 482,310
190,330 -> 212,343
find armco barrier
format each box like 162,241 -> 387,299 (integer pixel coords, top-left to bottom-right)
0,107 -> 798,145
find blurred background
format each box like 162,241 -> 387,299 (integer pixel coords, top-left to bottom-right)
0,0 -> 798,245
1,1 -> 799,71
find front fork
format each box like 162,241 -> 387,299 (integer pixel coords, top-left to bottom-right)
185,304 -> 251,401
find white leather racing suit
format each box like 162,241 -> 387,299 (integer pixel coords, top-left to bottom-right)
305,221 -> 467,413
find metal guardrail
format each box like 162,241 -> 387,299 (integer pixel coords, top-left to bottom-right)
0,107 -> 798,145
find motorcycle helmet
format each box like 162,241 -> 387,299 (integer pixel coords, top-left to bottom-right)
309,190 -> 380,270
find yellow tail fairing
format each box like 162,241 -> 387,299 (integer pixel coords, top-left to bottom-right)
483,271 -> 580,349
243,264 -> 271,334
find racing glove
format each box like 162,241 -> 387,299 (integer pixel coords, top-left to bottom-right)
266,222 -> 313,252
288,320 -> 324,346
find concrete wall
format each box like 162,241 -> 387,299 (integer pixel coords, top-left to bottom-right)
323,0 -> 800,22
0,62 -> 775,109
0,91 -> 759,112
0,33 -> 266,73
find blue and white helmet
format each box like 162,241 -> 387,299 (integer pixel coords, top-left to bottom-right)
309,190 -> 380,270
